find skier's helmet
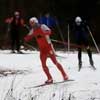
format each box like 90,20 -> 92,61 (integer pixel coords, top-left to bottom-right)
14,11 -> 20,18
75,16 -> 82,23
29,17 -> 38,23
14,11 -> 20,16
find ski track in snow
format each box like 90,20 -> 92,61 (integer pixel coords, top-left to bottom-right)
0,50 -> 100,100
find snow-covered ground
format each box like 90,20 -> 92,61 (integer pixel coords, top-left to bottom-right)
0,50 -> 100,100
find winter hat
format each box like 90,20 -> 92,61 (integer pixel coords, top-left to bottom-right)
75,16 -> 82,23
29,17 -> 38,23
14,11 -> 20,16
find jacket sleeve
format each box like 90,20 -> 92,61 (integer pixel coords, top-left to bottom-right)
24,29 -> 34,42
41,24 -> 52,36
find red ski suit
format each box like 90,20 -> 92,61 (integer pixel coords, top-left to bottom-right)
24,24 -> 68,80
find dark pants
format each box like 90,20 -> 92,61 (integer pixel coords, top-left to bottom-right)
78,47 -> 93,63
77,37 -> 92,62
10,31 -> 20,52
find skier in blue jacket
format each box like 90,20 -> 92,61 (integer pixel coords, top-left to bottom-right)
39,13 -> 56,29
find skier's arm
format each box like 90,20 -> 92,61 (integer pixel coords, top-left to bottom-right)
24,28 -> 34,42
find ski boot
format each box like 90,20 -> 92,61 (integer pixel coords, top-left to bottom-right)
90,59 -> 94,66
45,79 -> 53,84
11,50 -> 16,53
63,75 -> 68,81
17,50 -> 24,54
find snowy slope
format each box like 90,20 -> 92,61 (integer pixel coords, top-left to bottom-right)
0,50 -> 100,100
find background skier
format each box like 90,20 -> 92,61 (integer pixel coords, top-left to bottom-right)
6,11 -> 25,53
74,16 -> 95,71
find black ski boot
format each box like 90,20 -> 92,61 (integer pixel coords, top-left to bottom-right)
11,50 -> 16,53
17,50 -> 24,54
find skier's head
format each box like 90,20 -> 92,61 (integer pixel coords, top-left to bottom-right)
14,11 -> 20,19
29,17 -> 39,27
75,16 -> 82,25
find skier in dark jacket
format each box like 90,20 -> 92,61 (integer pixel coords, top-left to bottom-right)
74,16 -> 95,71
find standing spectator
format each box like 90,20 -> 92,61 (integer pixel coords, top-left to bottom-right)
5,11 -> 25,53
74,16 -> 95,71
39,12 -> 56,30
39,13 -> 58,43
24,17 -> 68,84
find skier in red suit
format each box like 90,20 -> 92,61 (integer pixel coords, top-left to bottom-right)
24,17 -> 68,84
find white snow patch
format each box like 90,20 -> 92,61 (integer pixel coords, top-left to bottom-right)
0,50 -> 100,100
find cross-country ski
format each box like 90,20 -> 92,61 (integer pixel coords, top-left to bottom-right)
25,79 -> 74,88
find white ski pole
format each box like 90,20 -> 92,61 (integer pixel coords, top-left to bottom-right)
87,25 -> 100,53
68,24 -> 70,52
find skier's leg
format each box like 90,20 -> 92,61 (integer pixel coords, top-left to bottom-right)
11,34 -> 16,53
86,46 -> 94,66
49,51 -> 68,80
40,52 -> 53,83
78,47 -> 82,71
16,34 -> 21,53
